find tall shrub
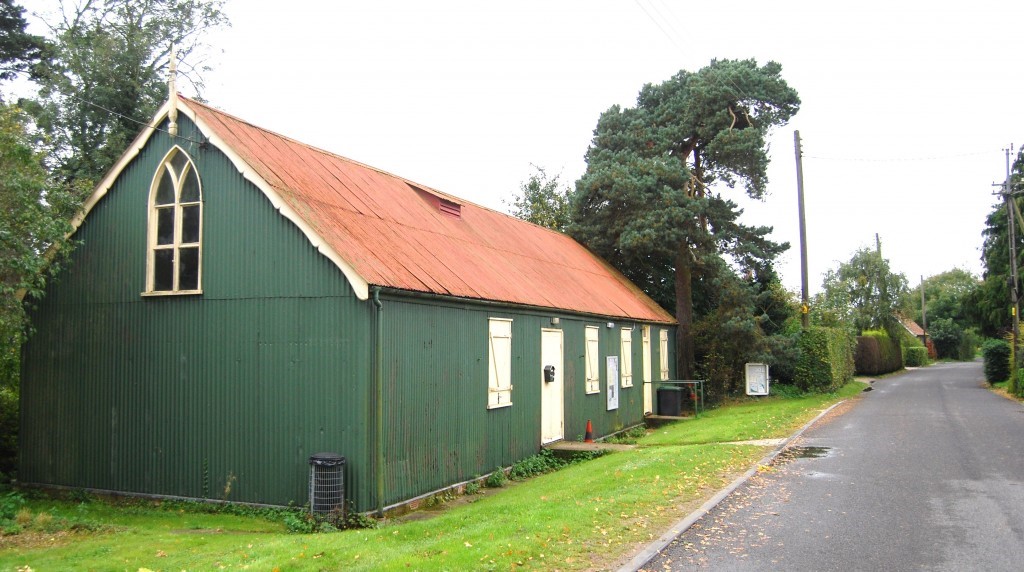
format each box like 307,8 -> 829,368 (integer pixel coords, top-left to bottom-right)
957,329 -> 979,361
982,339 -> 1010,384
904,347 -> 928,367
855,330 -> 903,375
929,318 -> 962,359
795,326 -> 854,392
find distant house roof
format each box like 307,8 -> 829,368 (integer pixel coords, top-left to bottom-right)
899,315 -> 925,337
77,96 -> 675,324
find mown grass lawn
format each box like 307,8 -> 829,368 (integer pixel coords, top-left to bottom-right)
0,382 -> 866,571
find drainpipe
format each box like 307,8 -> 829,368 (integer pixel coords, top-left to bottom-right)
372,286 -> 384,517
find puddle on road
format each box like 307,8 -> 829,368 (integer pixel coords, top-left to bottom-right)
775,446 -> 832,464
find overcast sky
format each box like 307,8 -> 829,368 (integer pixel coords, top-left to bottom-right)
24,0 -> 1024,295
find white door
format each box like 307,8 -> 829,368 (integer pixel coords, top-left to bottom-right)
642,326 -> 653,414
541,328 -> 564,444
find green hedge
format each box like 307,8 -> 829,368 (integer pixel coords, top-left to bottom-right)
795,326 -> 855,393
957,329 -> 980,361
982,339 -> 1011,383
904,346 -> 928,367
855,330 -> 903,375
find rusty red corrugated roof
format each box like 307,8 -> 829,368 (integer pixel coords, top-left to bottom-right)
182,97 -> 675,324
900,316 -> 925,336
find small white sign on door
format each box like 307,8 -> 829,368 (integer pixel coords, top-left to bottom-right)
606,356 -> 619,410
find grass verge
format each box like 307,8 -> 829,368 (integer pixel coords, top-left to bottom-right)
0,381 -> 866,571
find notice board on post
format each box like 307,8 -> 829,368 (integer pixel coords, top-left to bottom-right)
745,363 -> 769,396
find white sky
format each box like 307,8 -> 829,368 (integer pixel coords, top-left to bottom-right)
22,0 -> 1024,295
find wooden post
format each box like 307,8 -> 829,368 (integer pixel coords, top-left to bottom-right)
794,130 -> 809,329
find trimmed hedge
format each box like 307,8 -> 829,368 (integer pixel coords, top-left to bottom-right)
795,326 -> 855,393
904,346 -> 928,367
982,339 -> 1011,384
855,330 -> 903,375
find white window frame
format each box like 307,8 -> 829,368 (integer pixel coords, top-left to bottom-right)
585,326 -> 600,394
659,329 -> 670,380
144,146 -> 203,295
620,328 -> 633,388
487,318 -> 513,409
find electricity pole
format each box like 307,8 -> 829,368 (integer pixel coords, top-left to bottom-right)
1008,147 -> 1019,379
795,130 -> 809,329
996,145 -> 1019,390
920,275 -> 927,343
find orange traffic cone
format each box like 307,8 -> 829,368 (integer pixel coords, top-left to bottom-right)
584,420 -> 594,443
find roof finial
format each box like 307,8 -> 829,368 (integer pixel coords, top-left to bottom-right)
167,44 -> 179,137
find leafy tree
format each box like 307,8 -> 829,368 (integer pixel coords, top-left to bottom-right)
0,102 -> 76,391
0,0 -> 44,85
814,242 -> 910,335
693,264 -> 763,400
24,0 -> 228,189
505,165 -> 571,232
906,268 -> 979,330
571,59 -> 799,379
927,317 -> 962,360
970,148 -> 1024,338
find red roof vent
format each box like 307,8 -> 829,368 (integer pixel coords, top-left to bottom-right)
408,183 -> 462,219
438,198 -> 461,218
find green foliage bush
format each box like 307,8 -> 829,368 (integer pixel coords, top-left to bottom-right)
929,318 -> 962,359
509,450 -> 565,480
769,383 -> 806,398
484,468 -> 507,488
794,326 -> 855,393
0,387 -> 17,476
957,329 -> 980,360
855,330 -> 903,375
982,339 -> 1011,383
904,346 -> 928,367
764,333 -> 799,384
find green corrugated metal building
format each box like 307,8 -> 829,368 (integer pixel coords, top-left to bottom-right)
20,93 -> 676,513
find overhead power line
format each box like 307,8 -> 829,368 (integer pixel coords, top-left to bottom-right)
63,91 -> 203,145
804,150 -> 994,163
631,0 -> 750,101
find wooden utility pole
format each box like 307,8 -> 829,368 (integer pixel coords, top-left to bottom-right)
1006,147 -> 1020,376
920,275 -> 927,341
794,130 -> 809,329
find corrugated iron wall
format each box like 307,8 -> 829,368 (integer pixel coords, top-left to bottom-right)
377,295 -> 675,507
20,115 -> 376,509
20,114 -> 678,512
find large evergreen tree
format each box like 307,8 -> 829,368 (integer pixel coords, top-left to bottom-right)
571,59 -> 799,379
0,0 -> 43,85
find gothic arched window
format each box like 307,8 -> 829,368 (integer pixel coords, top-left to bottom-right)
146,147 -> 202,294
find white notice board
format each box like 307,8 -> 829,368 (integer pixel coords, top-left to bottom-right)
745,363 -> 769,396
606,356 -> 619,410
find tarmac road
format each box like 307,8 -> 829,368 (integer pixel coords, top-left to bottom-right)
641,361 -> 1024,571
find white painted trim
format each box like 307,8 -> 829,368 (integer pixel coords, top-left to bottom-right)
178,101 -> 369,300
65,98 -> 370,301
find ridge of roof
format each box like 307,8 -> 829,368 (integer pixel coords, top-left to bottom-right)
180,98 -> 586,243
182,98 -> 475,206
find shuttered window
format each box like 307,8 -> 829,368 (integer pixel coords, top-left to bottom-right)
487,318 -> 513,409
620,328 -> 633,388
585,326 -> 600,394
145,146 -> 203,295
659,329 -> 670,380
